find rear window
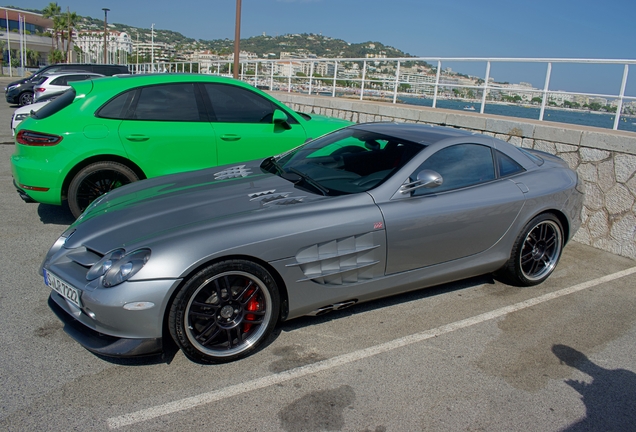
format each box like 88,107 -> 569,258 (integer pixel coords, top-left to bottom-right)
32,89 -> 76,120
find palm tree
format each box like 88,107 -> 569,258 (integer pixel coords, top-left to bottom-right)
52,15 -> 66,52
42,2 -> 61,51
64,9 -> 79,62
25,48 -> 39,67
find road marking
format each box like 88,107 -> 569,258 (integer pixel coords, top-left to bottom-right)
107,266 -> 636,429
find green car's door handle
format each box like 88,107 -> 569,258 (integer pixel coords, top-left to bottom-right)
220,134 -> 241,141
125,135 -> 149,142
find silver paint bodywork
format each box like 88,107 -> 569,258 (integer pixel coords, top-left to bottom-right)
42,123 -> 583,356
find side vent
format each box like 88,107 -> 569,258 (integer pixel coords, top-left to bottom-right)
249,190 -> 305,206
214,165 -> 251,180
288,233 -> 380,285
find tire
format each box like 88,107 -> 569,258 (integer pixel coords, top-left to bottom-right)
496,213 -> 564,287
67,161 -> 139,219
18,91 -> 34,106
169,260 -> 280,364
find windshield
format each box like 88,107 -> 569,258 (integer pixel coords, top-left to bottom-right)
262,127 -> 422,195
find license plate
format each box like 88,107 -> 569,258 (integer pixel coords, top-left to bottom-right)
44,269 -> 82,308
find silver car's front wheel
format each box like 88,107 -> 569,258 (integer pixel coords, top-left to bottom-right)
169,260 -> 280,363
496,214 -> 564,286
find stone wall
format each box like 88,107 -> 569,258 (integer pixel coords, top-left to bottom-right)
271,92 -> 636,260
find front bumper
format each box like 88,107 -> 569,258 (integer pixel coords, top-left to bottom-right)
49,294 -> 163,357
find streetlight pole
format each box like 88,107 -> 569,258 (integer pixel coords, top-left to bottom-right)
233,0 -> 241,79
151,23 -> 155,71
102,8 -> 109,64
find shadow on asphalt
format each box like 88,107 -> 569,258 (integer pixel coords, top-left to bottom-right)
92,274 -> 495,367
277,274 -> 495,333
37,203 -> 75,226
553,344 -> 636,431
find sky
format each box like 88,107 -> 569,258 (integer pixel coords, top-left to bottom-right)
10,0 -> 636,95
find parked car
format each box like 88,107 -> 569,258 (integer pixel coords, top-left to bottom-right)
10,90 -> 68,134
33,72 -> 104,101
5,63 -> 129,106
42,123 -> 584,363
12,74 -> 353,218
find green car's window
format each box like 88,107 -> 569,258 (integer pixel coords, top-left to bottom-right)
97,90 -> 136,119
413,143 -> 495,196
203,83 -> 278,123
133,83 -> 202,121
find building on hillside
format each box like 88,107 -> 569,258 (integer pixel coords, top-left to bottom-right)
74,30 -> 132,64
0,7 -> 53,68
132,40 -> 180,62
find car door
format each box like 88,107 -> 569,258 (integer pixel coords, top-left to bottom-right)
117,82 -> 217,177
201,83 -> 307,165
377,143 -> 526,274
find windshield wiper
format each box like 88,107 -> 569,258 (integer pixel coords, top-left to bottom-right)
286,167 -> 330,196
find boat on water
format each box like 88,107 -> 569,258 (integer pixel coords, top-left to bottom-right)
463,105 -> 476,111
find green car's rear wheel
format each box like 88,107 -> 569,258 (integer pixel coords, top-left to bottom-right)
68,161 -> 139,218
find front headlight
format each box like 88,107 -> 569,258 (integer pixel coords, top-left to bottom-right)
14,113 -> 29,122
98,248 -> 151,288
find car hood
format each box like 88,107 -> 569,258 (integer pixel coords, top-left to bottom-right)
67,160 -> 327,253
298,112 -> 353,139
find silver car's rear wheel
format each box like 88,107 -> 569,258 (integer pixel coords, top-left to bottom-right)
169,260 -> 280,363
496,214 -> 564,286
519,219 -> 563,282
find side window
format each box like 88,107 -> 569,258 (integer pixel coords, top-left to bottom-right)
97,89 -> 137,120
203,83 -> 276,123
496,150 -> 525,177
51,76 -> 68,86
413,143 -> 495,195
132,83 -> 202,121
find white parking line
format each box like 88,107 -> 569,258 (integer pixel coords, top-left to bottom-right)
107,266 -> 636,429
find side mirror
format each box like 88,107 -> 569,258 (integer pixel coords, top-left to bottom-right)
399,169 -> 443,194
273,109 -> 292,130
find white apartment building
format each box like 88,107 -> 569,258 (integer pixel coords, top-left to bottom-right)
74,30 -> 133,64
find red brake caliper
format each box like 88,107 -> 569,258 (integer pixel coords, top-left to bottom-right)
243,288 -> 259,333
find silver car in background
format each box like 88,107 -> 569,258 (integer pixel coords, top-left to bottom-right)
42,123 -> 584,364
33,72 -> 103,102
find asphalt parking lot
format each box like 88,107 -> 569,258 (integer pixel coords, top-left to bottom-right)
1,75 -> 635,431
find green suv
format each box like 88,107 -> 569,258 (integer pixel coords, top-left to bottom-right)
12,74 -> 352,217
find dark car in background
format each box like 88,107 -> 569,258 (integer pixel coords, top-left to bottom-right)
5,63 -> 129,106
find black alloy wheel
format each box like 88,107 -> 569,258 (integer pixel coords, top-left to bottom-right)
18,91 -> 34,106
67,161 -> 139,218
496,213 -> 564,286
169,260 -> 280,364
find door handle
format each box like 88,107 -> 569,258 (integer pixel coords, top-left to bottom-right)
220,134 -> 241,141
125,134 -> 149,142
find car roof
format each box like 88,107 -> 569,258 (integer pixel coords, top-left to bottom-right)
41,71 -> 105,79
68,73 -> 264,99
350,122 -> 481,147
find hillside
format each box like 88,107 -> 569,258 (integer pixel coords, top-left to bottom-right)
5,5 -> 413,59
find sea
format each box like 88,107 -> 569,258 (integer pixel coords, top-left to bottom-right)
399,97 -> 636,133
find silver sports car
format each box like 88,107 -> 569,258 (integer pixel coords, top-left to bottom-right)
42,123 -> 584,363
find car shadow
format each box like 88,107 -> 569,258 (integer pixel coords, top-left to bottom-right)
92,274 -> 495,367
37,203 -> 75,226
275,274 -> 495,334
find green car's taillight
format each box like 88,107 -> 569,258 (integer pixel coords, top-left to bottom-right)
16,129 -> 63,146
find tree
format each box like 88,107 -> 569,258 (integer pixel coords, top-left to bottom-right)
42,2 -> 62,51
531,96 -> 542,104
25,48 -> 39,67
64,9 -> 79,62
48,49 -> 65,64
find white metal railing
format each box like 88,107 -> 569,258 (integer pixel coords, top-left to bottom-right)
128,57 -> 636,131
